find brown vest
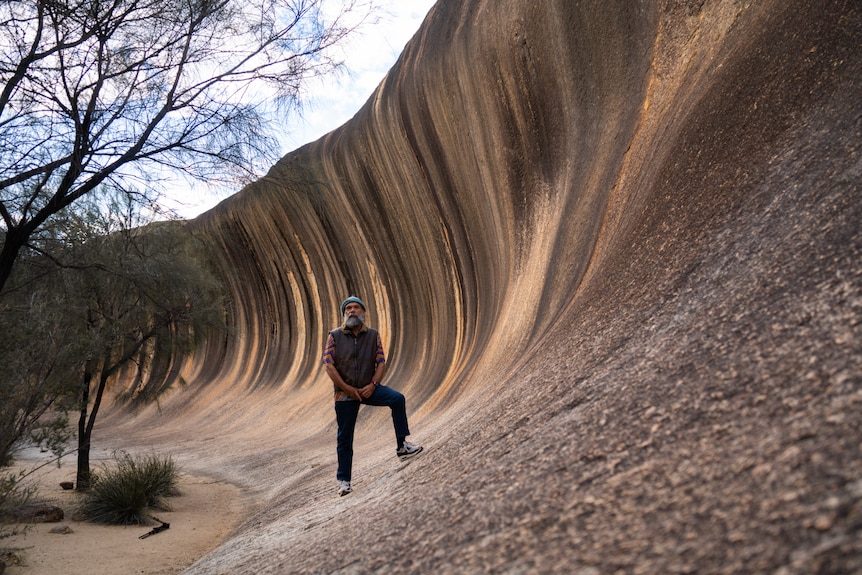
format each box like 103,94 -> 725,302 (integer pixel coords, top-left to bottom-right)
329,326 -> 379,390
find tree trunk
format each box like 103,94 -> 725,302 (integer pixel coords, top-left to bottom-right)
76,356 -> 114,491
0,228 -> 25,296
76,432 -> 91,491
75,370 -> 92,491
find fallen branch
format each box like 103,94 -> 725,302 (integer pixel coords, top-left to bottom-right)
139,516 -> 170,539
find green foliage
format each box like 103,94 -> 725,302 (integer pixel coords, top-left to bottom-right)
28,415 -> 74,461
78,452 -> 181,525
0,259 -> 81,464
62,196 -> 227,408
0,191 -> 226,465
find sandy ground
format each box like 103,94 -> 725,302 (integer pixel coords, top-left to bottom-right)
1,453 -> 248,575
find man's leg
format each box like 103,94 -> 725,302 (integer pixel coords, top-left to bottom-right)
334,400 -> 361,482
365,385 -> 410,441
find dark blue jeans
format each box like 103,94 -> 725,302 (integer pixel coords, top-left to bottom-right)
334,385 -> 411,482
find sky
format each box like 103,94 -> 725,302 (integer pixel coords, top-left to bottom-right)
166,1 -> 437,219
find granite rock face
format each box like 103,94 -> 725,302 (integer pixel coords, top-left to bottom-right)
108,0 -> 861,572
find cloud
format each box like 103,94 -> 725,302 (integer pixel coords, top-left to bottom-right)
282,0 -> 437,151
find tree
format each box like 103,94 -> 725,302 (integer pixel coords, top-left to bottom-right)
0,275 -> 79,465
0,0 -> 373,293
60,194 -> 225,490
0,210 -> 86,465
0,192 -> 224,489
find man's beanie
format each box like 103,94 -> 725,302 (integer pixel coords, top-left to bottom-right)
341,296 -> 366,315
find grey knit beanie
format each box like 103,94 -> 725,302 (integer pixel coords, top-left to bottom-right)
341,296 -> 366,315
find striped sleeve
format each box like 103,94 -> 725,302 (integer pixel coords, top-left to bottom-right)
322,333 -> 336,365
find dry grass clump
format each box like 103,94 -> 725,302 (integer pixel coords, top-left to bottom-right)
79,452 -> 180,525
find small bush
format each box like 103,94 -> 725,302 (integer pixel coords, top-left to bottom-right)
0,470 -> 37,539
117,452 -> 181,504
78,452 -> 180,525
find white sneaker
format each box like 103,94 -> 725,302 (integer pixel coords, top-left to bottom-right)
396,440 -> 423,460
337,480 -> 352,496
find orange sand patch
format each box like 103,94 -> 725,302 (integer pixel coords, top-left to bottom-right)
2,456 -> 247,575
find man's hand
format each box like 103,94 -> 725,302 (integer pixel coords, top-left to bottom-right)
358,383 -> 376,400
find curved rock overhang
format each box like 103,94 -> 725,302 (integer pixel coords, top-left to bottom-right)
104,0 -> 862,572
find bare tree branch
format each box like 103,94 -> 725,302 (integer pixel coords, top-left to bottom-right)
0,0 -> 376,293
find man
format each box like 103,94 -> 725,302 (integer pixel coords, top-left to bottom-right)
322,296 -> 423,496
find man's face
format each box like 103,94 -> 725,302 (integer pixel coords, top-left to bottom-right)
343,302 -> 365,327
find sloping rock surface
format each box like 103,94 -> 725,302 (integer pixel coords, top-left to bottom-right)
105,0 -> 861,572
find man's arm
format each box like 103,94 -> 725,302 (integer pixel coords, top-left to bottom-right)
358,361 -> 386,399
324,362 -> 363,402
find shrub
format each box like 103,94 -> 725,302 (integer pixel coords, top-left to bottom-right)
0,470 -> 37,539
78,452 -> 180,525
